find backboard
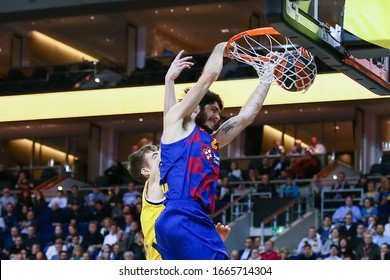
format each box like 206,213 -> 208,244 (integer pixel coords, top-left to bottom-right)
264,0 -> 390,95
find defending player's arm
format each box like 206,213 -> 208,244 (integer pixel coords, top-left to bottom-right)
164,50 -> 193,116
162,42 -> 227,143
214,82 -> 271,148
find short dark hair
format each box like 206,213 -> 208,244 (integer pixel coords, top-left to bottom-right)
184,88 -> 224,111
128,144 -> 158,184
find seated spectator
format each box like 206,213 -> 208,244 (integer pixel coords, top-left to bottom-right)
0,188 -> 16,208
16,190 -> 33,212
321,227 -> 340,256
228,161 -> 243,182
361,197 -> 378,225
45,237 -> 67,260
70,244 -> 84,260
129,232 -> 146,260
278,176 -> 300,198
89,200 -> 110,224
266,140 -> 285,156
290,139 -> 305,155
246,169 -> 259,189
2,203 -> 18,230
86,185 -> 107,207
49,202 -> 69,226
372,223 -> 390,246
338,236 -> 354,259
65,224 -> 84,247
360,180 -> 380,206
81,220 -> 104,257
296,227 -> 323,255
19,209 -> 37,236
332,196 -> 362,224
379,243 -> 390,260
67,185 -> 85,207
351,223 -> 365,252
272,152 -> 290,179
108,185 -> 124,208
248,248 -> 261,260
323,244 -> 342,260
308,136 -> 326,155
23,225 -> 40,252
31,189 -> 47,211
122,182 -> 140,207
253,158 -> 273,178
230,249 -> 240,260
278,247 -> 291,260
111,243 -> 124,260
297,243 -> 317,260
331,171 -> 350,200
355,232 -> 380,260
338,213 -> 358,238
260,240 -> 280,260
239,237 -> 253,260
102,223 -> 119,248
217,176 -> 232,202
14,171 -> 30,191
355,173 -> 369,193
8,235 -> 26,260
256,174 -> 277,198
317,215 -> 334,244
379,176 -> 390,205
123,250 -> 134,260
48,190 -> 67,209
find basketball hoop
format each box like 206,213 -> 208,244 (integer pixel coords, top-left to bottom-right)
227,27 -> 317,92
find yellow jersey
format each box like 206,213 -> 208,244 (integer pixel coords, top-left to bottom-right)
140,181 -> 165,260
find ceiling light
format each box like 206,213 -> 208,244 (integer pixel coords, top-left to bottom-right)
218,4 -> 222,8
170,28 -> 174,32
94,78 -> 101,83
264,110 -> 268,114
220,28 -> 230,33
32,21 -> 36,25
186,7 -> 190,11
299,108 -> 303,112
90,16 -> 95,20
154,10 -> 159,14
0,48 -> 2,52
170,9 -> 174,13
139,118 -> 143,122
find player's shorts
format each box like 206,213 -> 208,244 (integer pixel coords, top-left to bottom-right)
155,199 -> 229,260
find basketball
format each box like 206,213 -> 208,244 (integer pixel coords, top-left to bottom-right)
274,47 -> 316,92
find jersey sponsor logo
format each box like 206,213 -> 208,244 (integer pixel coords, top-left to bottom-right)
211,138 -> 218,150
203,146 -> 213,161
160,183 -> 169,194
213,153 -> 220,166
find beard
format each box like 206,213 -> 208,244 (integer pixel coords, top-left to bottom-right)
195,108 -> 215,134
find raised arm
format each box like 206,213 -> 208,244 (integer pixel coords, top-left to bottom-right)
163,42 -> 227,130
164,50 -> 194,116
214,83 -> 271,148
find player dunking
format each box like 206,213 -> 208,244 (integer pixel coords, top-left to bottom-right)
128,51 -> 230,260
155,42 -> 273,259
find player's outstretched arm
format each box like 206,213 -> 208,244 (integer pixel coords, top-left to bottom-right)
215,222 -> 231,242
163,42 -> 227,134
164,50 -> 193,116
214,82 -> 271,148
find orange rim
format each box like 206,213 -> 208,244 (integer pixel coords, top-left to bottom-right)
227,27 -> 281,61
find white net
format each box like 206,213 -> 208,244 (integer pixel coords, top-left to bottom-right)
228,30 -> 317,92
